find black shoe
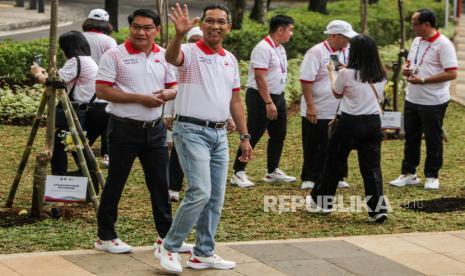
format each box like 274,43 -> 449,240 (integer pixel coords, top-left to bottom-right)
369,213 -> 388,223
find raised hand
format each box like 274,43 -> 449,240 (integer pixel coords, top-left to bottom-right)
168,3 -> 200,36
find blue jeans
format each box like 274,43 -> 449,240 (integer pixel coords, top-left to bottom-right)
163,121 -> 229,257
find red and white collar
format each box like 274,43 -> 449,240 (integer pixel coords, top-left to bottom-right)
422,31 -> 440,42
264,36 -> 278,48
196,40 -> 226,56
323,40 -> 340,53
124,40 -> 160,55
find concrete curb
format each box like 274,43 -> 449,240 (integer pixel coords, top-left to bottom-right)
0,18 -> 50,32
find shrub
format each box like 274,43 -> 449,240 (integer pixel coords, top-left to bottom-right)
0,85 -> 44,125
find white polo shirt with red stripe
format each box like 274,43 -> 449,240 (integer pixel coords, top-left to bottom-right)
83,31 -> 118,65
299,41 -> 349,119
96,41 -> 177,121
406,32 -> 458,105
246,36 -> 288,95
174,40 -> 241,122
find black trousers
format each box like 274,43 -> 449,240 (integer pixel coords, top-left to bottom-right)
168,145 -> 184,192
301,117 -> 348,182
97,116 -> 172,240
85,102 -> 109,157
311,114 -> 386,216
401,101 -> 448,178
233,88 -> 287,173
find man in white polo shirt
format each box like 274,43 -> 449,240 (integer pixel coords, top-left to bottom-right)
93,9 -> 192,254
390,9 -> 457,190
299,20 -> 356,190
155,3 -> 252,273
230,15 -> 296,188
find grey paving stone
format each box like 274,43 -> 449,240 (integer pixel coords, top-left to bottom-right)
63,253 -> 154,274
289,240 -> 375,259
230,243 -> 318,262
264,259 -> 356,276
326,255 -> 424,276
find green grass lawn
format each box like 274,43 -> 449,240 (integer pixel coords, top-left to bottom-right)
1,101 -> 465,254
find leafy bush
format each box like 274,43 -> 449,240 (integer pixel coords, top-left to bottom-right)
225,0 -> 445,60
0,85 -> 44,125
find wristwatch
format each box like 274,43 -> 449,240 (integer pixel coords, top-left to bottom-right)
240,134 -> 251,141
420,78 -> 426,85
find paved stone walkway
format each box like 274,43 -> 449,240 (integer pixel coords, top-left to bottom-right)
452,14 -> 465,106
2,231 -> 465,275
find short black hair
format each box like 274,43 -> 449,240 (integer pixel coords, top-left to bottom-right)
269,15 -> 294,33
201,4 -> 231,23
59,31 -> 91,59
82,18 -> 113,35
416,8 -> 437,29
128,9 -> 161,26
347,35 -> 386,83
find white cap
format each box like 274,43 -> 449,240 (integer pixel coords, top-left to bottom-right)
88,9 -> 110,22
324,20 -> 358,38
187,27 -> 203,41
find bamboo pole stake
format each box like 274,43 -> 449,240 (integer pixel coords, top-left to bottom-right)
392,0 -> 406,112
65,96 -> 105,190
30,151 -> 49,218
5,94 -> 47,207
45,0 -> 58,153
56,88 -> 99,212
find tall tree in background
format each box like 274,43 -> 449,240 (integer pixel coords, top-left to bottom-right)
105,0 -> 119,32
309,0 -> 328,14
250,0 -> 267,23
361,0 -> 368,34
227,0 -> 246,29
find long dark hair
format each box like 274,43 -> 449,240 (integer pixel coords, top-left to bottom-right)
59,31 -> 91,59
347,35 -> 386,83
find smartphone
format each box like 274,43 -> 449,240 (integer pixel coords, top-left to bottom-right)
33,54 -> 43,66
330,54 -> 340,70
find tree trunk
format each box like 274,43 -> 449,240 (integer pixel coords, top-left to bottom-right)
30,151 -> 49,218
308,0 -> 328,14
227,0 -> 246,29
249,0 -> 267,24
105,0 -> 119,32
267,0 -> 272,9
361,0 -> 369,35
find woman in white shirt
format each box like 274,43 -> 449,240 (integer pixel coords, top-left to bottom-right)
309,35 -> 388,223
31,31 -> 98,183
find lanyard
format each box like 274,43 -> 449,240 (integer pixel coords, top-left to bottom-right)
413,40 -> 432,67
324,40 -> 347,64
266,36 -> 286,73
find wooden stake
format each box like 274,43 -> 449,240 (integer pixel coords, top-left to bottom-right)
5,93 -> 47,208
56,88 -> 99,212
65,96 -> 105,190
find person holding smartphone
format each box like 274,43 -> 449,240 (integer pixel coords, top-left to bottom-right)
299,20 -> 356,190
309,35 -> 388,223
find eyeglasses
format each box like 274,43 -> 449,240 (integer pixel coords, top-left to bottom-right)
202,18 -> 228,26
131,24 -> 157,32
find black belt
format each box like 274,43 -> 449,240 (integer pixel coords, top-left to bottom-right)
175,115 -> 227,129
110,114 -> 161,128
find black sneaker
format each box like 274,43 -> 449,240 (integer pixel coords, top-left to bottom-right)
369,213 -> 388,223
